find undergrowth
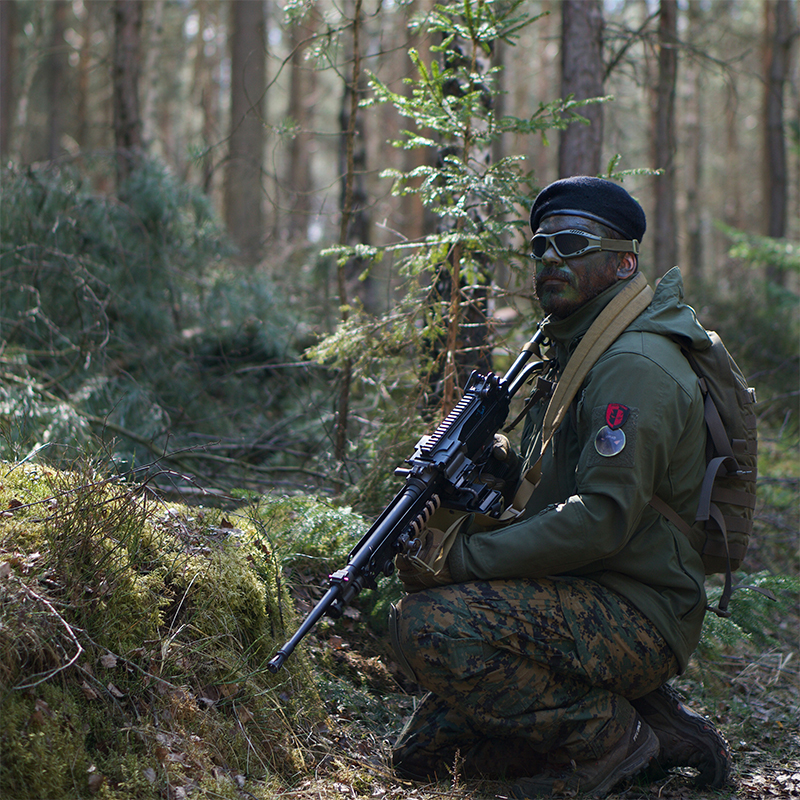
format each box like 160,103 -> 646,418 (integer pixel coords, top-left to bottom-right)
0,460 -> 369,800
0,159 -> 332,495
0,417 -> 797,799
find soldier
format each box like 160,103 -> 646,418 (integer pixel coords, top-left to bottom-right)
389,176 -> 731,796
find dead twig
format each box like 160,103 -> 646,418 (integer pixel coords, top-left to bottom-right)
10,575 -> 84,690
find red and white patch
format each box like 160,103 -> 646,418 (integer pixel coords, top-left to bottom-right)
605,403 -> 630,430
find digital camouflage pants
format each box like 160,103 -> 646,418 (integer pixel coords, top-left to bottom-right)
389,576 -> 678,781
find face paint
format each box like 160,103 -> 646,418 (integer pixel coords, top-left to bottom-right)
532,215 -> 622,319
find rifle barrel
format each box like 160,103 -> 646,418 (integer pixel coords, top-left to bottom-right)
268,582 -> 342,672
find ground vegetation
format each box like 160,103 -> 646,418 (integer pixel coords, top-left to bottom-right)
0,434 -> 797,798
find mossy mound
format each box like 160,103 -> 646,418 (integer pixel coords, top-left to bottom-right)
0,461 -> 368,799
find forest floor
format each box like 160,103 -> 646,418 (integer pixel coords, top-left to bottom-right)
1,449 -> 797,800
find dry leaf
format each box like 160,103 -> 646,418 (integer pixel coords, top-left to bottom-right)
81,681 -> 99,701
100,653 -> 118,669
34,699 -> 54,716
107,683 -> 124,698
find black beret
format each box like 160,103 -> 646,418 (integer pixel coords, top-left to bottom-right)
529,176 -> 646,242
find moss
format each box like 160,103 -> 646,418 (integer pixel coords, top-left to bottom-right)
0,460 -> 329,799
0,687 -> 92,799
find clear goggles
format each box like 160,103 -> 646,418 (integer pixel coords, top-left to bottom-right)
530,229 -> 639,260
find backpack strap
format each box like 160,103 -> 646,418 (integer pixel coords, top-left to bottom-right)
648,491 -> 735,618
702,386 -> 735,459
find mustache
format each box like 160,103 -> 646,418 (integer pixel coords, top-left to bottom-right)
535,268 -> 576,289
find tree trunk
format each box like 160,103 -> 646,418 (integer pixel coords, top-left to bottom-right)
435,22 -> 494,413
113,0 -> 143,188
333,0 -> 365,466
225,0 -> 267,264
46,0 -> 69,161
0,0 -> 17,159
8,0 -> 45,165
762,0 -> 793,282
338,11 -> 371,307
723,79 -> 742,230
401,0 -> 436,245
190,0 -> 217,194
558,0 -> 604,178
75,1 -> 92,151
141,0 -> 165,152
684,0 -> 705,289
652,0 -> 679,279
286,8 -> 317,242
533,0 -> 558,186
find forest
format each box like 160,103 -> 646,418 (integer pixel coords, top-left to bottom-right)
0,0 -> 798,799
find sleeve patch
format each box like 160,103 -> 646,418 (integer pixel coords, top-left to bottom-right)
587,405 -> 638,468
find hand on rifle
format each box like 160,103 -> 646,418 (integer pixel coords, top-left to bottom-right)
394,512 -> 470,593
479,433 -> 520,493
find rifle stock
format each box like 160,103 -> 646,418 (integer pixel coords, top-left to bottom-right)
268,327 -> 547,673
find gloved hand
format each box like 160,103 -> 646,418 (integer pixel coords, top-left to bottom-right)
394,511 -> 469,593
491,432 -> 516,463
479,433 -> 520,495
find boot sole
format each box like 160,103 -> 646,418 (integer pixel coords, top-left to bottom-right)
632,683 -> 731,788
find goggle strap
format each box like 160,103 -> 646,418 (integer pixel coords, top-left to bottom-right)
599,239 -> 639,254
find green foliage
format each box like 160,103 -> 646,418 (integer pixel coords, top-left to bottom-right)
0,159 -> 330,488
247,493 -> 404,636
249,494 -> 367,571
361,4 -> 594,282
0,158 -> 227,357
699,572 -> 799,656
311,1 -> 598,492
724,227 -> 800,276
0,687 -> 92,800
0,461 -> 337,799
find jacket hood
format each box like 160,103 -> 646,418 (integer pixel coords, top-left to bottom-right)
627,267 -> 711,350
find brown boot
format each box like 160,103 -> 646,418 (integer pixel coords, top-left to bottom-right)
511,712 -> 659,798
631,682 -> 731,788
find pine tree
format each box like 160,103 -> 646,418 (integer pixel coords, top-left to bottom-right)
309,0 -> 593,483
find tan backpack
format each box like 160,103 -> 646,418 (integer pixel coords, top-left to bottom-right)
649,332 -> 758,616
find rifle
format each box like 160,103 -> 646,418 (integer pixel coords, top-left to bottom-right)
267,326 -> 548,673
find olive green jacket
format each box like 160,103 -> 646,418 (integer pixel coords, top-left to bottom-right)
448,267 -> 710,672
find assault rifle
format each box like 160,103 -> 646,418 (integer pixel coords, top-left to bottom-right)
267,327 -> 548,672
